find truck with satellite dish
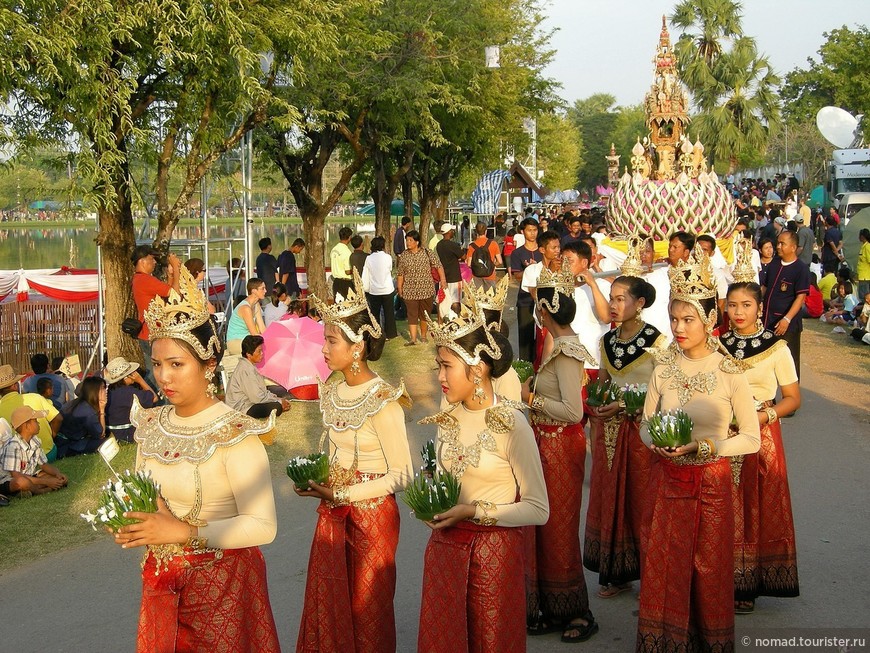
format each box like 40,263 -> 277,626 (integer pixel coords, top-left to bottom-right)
816,106 -> 870,219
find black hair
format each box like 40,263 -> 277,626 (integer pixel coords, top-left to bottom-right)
860,228 -> 870,242
271,282 -> 287,306
337,311 -> 386,362
370,236 -> 386,252
726,281 -> 762,304
475,222 -> 488,235
405,230 -> 421,245
51,356 -> 65,372
612,275 -> 656,308
537,231 -> 560,248
759,238 -> 775,253
36,377 -> 54,396
292,238 -> 306,248
520,217 -> 539,231
778,230 -> 798,246
536,287 -> 577,325
482,309 -> 510,338
448,326 -> 513,378
823,260 -> 838,274
669,231 -> 695,250
30,353 -> 49,374
350,235 -> 363,249
242,334 -> 265,358
67,376 -> 106,414
401,217 -> 412,226
247,277 -> 265,294
259,237 -> 271,250
825,216 -> 837,226
338,227 -> 353,241
696,234 -> 717,251
561,240 -> 592,263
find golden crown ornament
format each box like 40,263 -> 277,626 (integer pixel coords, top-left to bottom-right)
144,265 -> 220,360
464,275 -> 509,330
668,245 -> 718,329
535,258 -> 575,314
730,233 -> 757,284
426,293 -> 502,366
620,236 -> 647,278
309,269 -> 383,343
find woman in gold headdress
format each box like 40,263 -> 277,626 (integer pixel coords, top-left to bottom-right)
721,241 -> 801,614
636,248 -> 760,653
113,266 -> 280,652
417,299 -> 548,653
584,241 -> 666,599
296,271 -> 414,653
521,263 -> 599,643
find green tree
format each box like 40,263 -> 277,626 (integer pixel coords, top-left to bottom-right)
780,26 -> 870,124
609,105 -> 647,175
537,112 -> 582,190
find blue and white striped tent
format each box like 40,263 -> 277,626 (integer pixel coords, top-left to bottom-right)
472,169 -> 511,214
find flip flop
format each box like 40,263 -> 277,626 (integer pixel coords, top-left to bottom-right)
598,583 -> 632,598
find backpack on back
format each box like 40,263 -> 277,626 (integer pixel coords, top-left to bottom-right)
470,239 -> 495,277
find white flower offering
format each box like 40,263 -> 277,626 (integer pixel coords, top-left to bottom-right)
80,469 -> 159,532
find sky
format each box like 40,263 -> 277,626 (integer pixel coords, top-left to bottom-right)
540,0 -> 870,107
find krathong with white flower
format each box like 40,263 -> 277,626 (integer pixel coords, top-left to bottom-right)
511,359 -> 535,384
286,452 -> 329,490
647,410 -> 694,448
586,377 -> 621,407
80,469 -> 159,532
402,470 -> 462,522
621,383 -> 648,415
421,439 -> 437,475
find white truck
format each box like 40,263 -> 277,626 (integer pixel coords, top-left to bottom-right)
825,148 -> 870,211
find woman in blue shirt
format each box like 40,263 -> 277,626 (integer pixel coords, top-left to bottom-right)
56,377 -> 107,458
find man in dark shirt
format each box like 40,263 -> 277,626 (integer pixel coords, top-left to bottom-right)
435,223 -> 465,316
760,230 -> 810,380
561,216 -> 583,246
277,238 -> 305,297
821,216 -> 843,270
349,235 -> 369,277
510,218 -> 542,363
255,237 -> 278,295
393,217 -> 412,256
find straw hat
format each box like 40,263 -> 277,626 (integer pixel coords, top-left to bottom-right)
11,405 -> 47,429
0,364 -> 24,390
103,357 -> 140,385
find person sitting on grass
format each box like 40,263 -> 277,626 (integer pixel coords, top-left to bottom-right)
0,406 -> 68,498
55,377 -> 108,458
37,376 -> 61,411
225,335 -> 292,419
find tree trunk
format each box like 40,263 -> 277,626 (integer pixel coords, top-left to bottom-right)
95,168 -> 140,364
417,174 -> 436,244
372,146 -> 414,245
301,207 -> 329,300
401,170 -> 414,221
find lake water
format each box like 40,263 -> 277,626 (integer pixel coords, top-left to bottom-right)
0,220 -> 377,270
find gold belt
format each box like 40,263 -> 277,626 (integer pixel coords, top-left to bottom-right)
670,453 -> 723,466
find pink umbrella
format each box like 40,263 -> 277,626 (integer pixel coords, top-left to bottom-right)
459,262 -> 472,283
256,317 -> 331,390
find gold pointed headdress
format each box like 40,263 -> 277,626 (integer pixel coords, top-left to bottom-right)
426,292 -> 502,366
308,269 -> 382,343
536,258 -> 575,314
464,275 -> 509,330
620,236 -> 646,278
731,233 -> 757,284
144,265 -> 220,360
668,245 -> 717,328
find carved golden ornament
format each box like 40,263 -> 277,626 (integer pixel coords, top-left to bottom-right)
309,269 -> 382,343
620,236 -> 647,278
535,258 -> 576,314
426,292 -> 502,366
731,233 -> 757,283
668,246 -> 718,329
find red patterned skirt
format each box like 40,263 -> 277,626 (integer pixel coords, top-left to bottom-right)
297,495 -> 400,653
418,521 -> 526,653
637,457 -> 734,653
584,416 -> 652,586
526,421 -> 590,624
733,420 -> 799,600
137,546 -> 279,653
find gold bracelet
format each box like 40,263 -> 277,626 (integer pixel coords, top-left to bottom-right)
696,438 -> 714,461
764,407 -> 778,425
530,394 -> 545,412
332,485 -> 351,506
184,524 -> 209,551
471,500 -> 498,526
527,392 -> 535,408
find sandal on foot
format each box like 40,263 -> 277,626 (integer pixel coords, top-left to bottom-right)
735,600 -> 755,614
598,583 -> 632,599
561,614 -> 599,643
527,618 -> 561,636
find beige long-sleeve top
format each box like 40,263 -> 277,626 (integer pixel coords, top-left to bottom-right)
321,377 -> 413,503
424,401 -> 549,527
132,400 -> 277,550
642,348 -> 760,457
531,336 -> 588,424
743,342 -> 798,403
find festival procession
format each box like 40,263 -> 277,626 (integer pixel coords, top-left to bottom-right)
1,1 -> 869,652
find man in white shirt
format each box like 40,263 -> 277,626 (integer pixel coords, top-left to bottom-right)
361,236 -> 398,339
697,235 -> 730,320
645,232 -> 696,341
561,241 -> 611,371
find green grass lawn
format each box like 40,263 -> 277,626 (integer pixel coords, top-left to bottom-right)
0,328 -> 434,573
2,215 -> 377,229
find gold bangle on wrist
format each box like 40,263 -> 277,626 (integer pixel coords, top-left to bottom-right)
332,485 -> 351,506
696,438 -> 714,461
471,499 -> 498,526
764,407 -> 778,425
530,394 -> 545,412
184,524 -> 209,551
527,392 -> 535,408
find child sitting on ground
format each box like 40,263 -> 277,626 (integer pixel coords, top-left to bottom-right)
822,281 -> 859,326
37,377 -> 61,411
0,406 -> 68,498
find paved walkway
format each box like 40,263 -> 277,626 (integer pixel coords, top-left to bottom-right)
2,331 -> 869,652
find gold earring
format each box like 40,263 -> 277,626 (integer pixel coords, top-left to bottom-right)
350,350 -> 361,376
473,375 -> 485,403
205,369 -> 217,398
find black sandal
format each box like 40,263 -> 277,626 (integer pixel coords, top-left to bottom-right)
527,618 -> 562,636
561,613 -> 599,643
